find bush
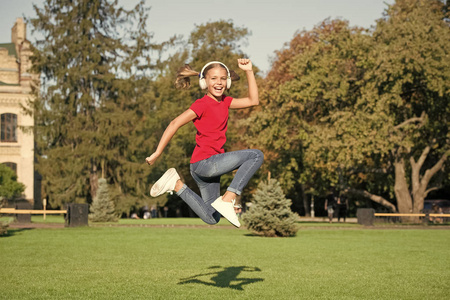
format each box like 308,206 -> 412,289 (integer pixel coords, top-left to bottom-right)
0,221 -> 8,236
89,178 -> 118,222
242,178 -> 299,237
0,164 -> 25,200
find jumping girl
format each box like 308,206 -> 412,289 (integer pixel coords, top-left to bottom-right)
145,59 -> 264,227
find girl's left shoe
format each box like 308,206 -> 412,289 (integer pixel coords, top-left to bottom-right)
150,168 -> 180,197
211,197 -> 241,228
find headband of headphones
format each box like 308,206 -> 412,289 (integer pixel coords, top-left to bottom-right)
199,61 -> 231,89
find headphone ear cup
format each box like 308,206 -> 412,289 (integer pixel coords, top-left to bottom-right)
199,78 -> 206,90
227,78 -> 231,89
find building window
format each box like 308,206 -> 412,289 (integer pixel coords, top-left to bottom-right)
3,162 -> 17,174
1,113 -> 17,142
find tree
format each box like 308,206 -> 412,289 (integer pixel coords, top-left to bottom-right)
311,0 -> 450,215
365,0 -> 450,215
0,164 -> 25,236
28,0 -> 155,209
245,19 -> 373,213
242,177 -> 299,237
0,164 -> 25,205
89,178 -> 117,222
247,0 -> 450,217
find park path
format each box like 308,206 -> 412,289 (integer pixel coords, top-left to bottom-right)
8,222 -> 450,230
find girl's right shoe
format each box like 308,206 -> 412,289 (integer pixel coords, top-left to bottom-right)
150,168 -> 180,197
211,197 -> 241,228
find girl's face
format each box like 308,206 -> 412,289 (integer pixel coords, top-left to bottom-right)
205,67 -> 228,101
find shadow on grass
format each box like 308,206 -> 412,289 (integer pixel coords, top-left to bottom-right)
178,266 -> 264,290
1,227 -> 33,238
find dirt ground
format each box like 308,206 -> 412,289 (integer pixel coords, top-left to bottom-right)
7,221 -> 450,230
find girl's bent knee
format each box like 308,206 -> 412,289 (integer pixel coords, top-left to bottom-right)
254,149 -> 264,163
204,219 -> 218,225
203,213 -> 221,225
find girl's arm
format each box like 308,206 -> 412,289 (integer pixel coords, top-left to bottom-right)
145,109 -> 197,165
230,59 -> 259,109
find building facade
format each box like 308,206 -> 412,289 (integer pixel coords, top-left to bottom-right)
0,18 -> 38,206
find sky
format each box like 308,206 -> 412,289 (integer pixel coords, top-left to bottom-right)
0,0 -> 394,74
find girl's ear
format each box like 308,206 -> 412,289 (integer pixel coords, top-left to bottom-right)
229,70 -> 240,82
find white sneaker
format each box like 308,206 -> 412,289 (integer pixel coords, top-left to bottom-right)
211,197 -> 241,228
150,168 -> 180,197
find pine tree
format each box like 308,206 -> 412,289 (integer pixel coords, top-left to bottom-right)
27,0 -> 156,209
0,164 -> 23,235
242,178 -> 299,237
0,164 -> 25,204
89,178 -> 117,222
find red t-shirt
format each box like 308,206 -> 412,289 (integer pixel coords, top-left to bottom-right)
189,95 -> 233,163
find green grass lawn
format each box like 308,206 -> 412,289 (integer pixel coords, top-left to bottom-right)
1,222 -> 449,300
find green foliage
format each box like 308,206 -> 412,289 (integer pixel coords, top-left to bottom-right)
89,178 -> 117,222
371,0 -> 450,151
0,219 -> 9,236
28,1 -> 258,216
0,216 -> 13,236
189,19 -> 250,68
242,179 -> 299,237
0,164 -> 25,203
246,0 -> 450,212
28,0 -> 155,209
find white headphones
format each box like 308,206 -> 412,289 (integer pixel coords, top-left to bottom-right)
199,61 -> 231,90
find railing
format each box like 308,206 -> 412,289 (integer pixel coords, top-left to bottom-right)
0,208 -> 67,220
1,204 -> 88,227
357,208 -> 450,226
374,213 -> 450,217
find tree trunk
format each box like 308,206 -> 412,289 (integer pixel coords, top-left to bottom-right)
394,158 -> 413,213
394,157 -> 416,222
391,148 -> 449,223
301,184 -> 310,217
347,149 -> 448,223
101,159 -> 105,179
90,162 -> 98,200
410,147 -> 449,214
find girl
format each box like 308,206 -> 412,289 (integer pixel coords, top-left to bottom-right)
145,59 -> 263,227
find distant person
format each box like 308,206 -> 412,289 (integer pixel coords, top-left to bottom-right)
430,204 -> 443,224
146,59 -> 263,228
325,196 -> 336,224
151,205 -> 157,218
142,205 -> 150,219
337,194 -> 348,223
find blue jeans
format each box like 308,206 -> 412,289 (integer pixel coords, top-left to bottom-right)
176,149 -> 264,225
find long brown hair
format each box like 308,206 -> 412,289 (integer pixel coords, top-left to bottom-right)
175,63 -> 240,90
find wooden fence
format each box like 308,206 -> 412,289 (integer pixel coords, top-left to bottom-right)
374,213 -> 450,218
0,208 -> 67,220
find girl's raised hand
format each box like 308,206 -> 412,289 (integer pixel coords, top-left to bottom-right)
237,58 -> 253,71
